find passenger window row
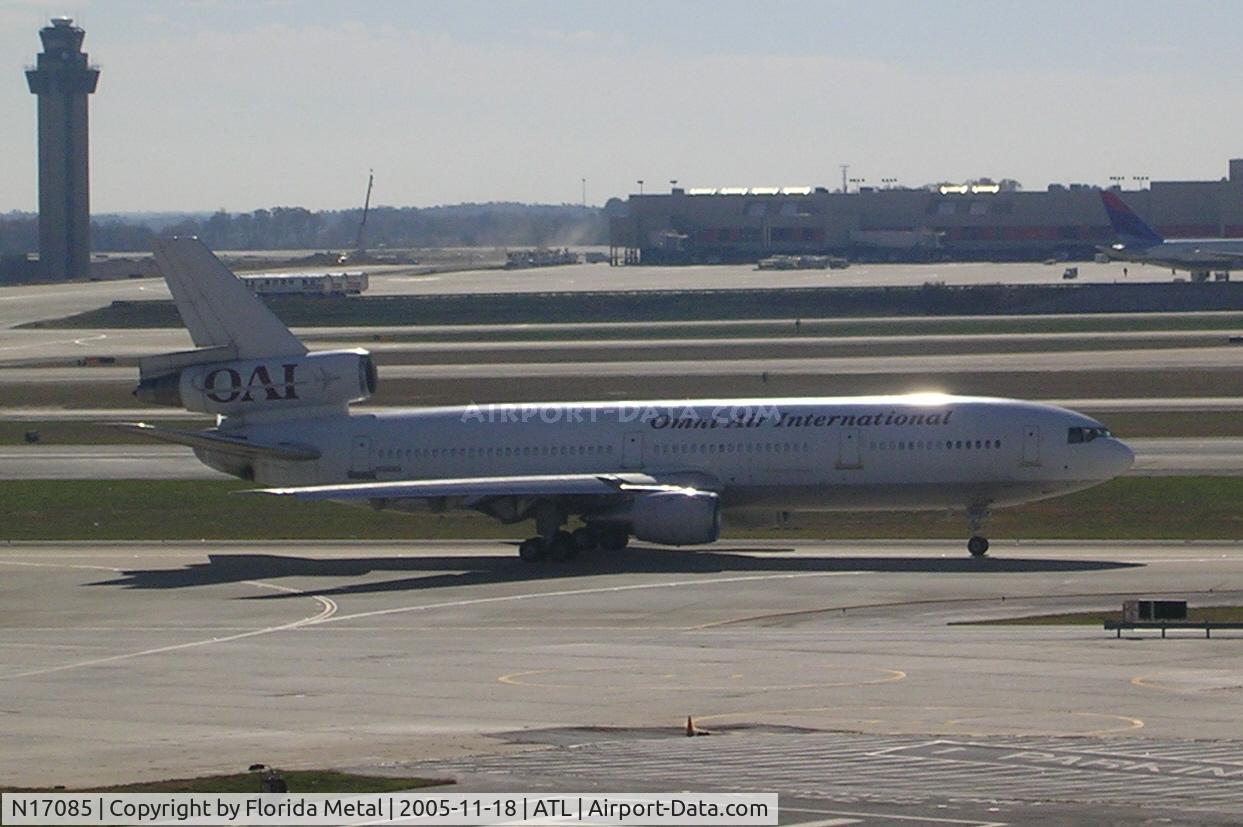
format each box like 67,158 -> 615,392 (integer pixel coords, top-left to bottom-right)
377,444 -> 616,460
653,441 -> 811,455
869,439 -> 1002,451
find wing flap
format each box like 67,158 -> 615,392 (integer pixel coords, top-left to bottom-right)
112,422 -> 321,462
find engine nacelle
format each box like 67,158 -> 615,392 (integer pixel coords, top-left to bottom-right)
630,490 -> 721,546
136,349 -> 377,416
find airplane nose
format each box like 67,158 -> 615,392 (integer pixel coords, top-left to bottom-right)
1107,438 -> 1135,476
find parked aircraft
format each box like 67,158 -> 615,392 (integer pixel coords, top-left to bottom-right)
1100,190 -> 1243,279
124,237 -> 1133,559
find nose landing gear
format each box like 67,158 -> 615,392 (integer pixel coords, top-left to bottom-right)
967,505 -> 991,557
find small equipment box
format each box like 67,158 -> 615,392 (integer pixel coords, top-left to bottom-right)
1123,599 -> 1188,623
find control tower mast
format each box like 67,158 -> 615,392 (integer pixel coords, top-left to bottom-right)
26,17 -> 100,280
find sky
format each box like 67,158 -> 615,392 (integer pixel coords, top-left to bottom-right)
2,0 -> 1241,213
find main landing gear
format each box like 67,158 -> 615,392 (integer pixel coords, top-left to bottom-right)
517,504 -> 629,563
967,505 -> 990,558
517,526 -> 629,563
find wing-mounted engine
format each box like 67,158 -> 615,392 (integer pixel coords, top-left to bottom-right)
629,490 -> 721,546
135,347 -> 377,421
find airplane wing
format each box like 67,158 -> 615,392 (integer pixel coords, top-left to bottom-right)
252,472 -> 714,505
112,422 -> 321,462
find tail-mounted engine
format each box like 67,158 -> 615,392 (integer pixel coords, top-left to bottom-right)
135,347 -> 377,418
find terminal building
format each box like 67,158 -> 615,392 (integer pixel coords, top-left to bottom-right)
609,159 -> 1243,265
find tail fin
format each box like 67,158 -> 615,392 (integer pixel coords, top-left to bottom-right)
1099,190 -> 1163,249
152,236 -> 306,359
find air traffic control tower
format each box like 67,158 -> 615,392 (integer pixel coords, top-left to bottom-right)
26,17 -> 99,280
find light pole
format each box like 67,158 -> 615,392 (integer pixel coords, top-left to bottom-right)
1109,175 -> 1125,190
669,179 -> 678,191
581,177 -> 586,208
637,179 -> 644,195
849,177 -> 866,192
881,177 -> 898,189
1132,175 -> 1149,189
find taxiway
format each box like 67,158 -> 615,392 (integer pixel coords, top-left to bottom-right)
3,539 -> 1243,823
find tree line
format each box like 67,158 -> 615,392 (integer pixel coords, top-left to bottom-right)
0,202 -> 611,254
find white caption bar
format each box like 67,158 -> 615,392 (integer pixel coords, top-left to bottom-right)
1,792 -> 778,825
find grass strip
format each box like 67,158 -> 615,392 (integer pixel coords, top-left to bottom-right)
5,476 -> 1243,541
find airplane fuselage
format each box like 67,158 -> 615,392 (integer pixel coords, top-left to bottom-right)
1109,238 -> 1243,270
204,394 -> 1133,516
141,237 -> 1136,557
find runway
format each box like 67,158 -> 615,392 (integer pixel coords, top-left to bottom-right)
0,444 -> 227,479
3,539 -> 1243,823
5,328 -> 1239,369
7,345 -> 1243,387
0,261 -> 1168,330
0,438 -> 1235,479
362,259 -> 1157,295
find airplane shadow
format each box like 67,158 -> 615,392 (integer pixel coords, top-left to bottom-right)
89,545 -> 1143,599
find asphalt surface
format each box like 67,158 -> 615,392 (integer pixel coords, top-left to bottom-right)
4,539 -> 1243,824
7,344 -> 1243,389
0,261 -> 1164,330
362,259 -> 1155,295
0,444 -> 227,479
6,262 -> 1243,824
0,438 -> 1235,479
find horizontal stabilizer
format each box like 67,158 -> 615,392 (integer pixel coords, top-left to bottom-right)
112,422 -> 320,462
252,472 -> 703,503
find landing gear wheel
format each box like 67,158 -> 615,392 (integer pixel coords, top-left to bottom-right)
571,527 -> 598,553
599,528 -> 629,552
518,537 -> 546,563
968,536 -> 990,557
547,530 -> 577,562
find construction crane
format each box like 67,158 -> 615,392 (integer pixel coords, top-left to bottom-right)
353,169 -> 374,257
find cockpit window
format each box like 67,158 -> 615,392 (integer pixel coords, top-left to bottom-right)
1068,426 -> 1112,444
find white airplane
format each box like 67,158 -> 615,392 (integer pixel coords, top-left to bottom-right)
124,237 -> 1134,559
1100,190 -> 1243,279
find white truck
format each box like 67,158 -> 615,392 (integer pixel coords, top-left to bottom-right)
239,272 -> 368,296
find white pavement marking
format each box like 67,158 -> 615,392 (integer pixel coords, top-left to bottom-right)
1,579 -> 337,680
0,559 -> 122,573
423,732 -> 1243,815
314,571 -> 861,627
0,569 -> 855,678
